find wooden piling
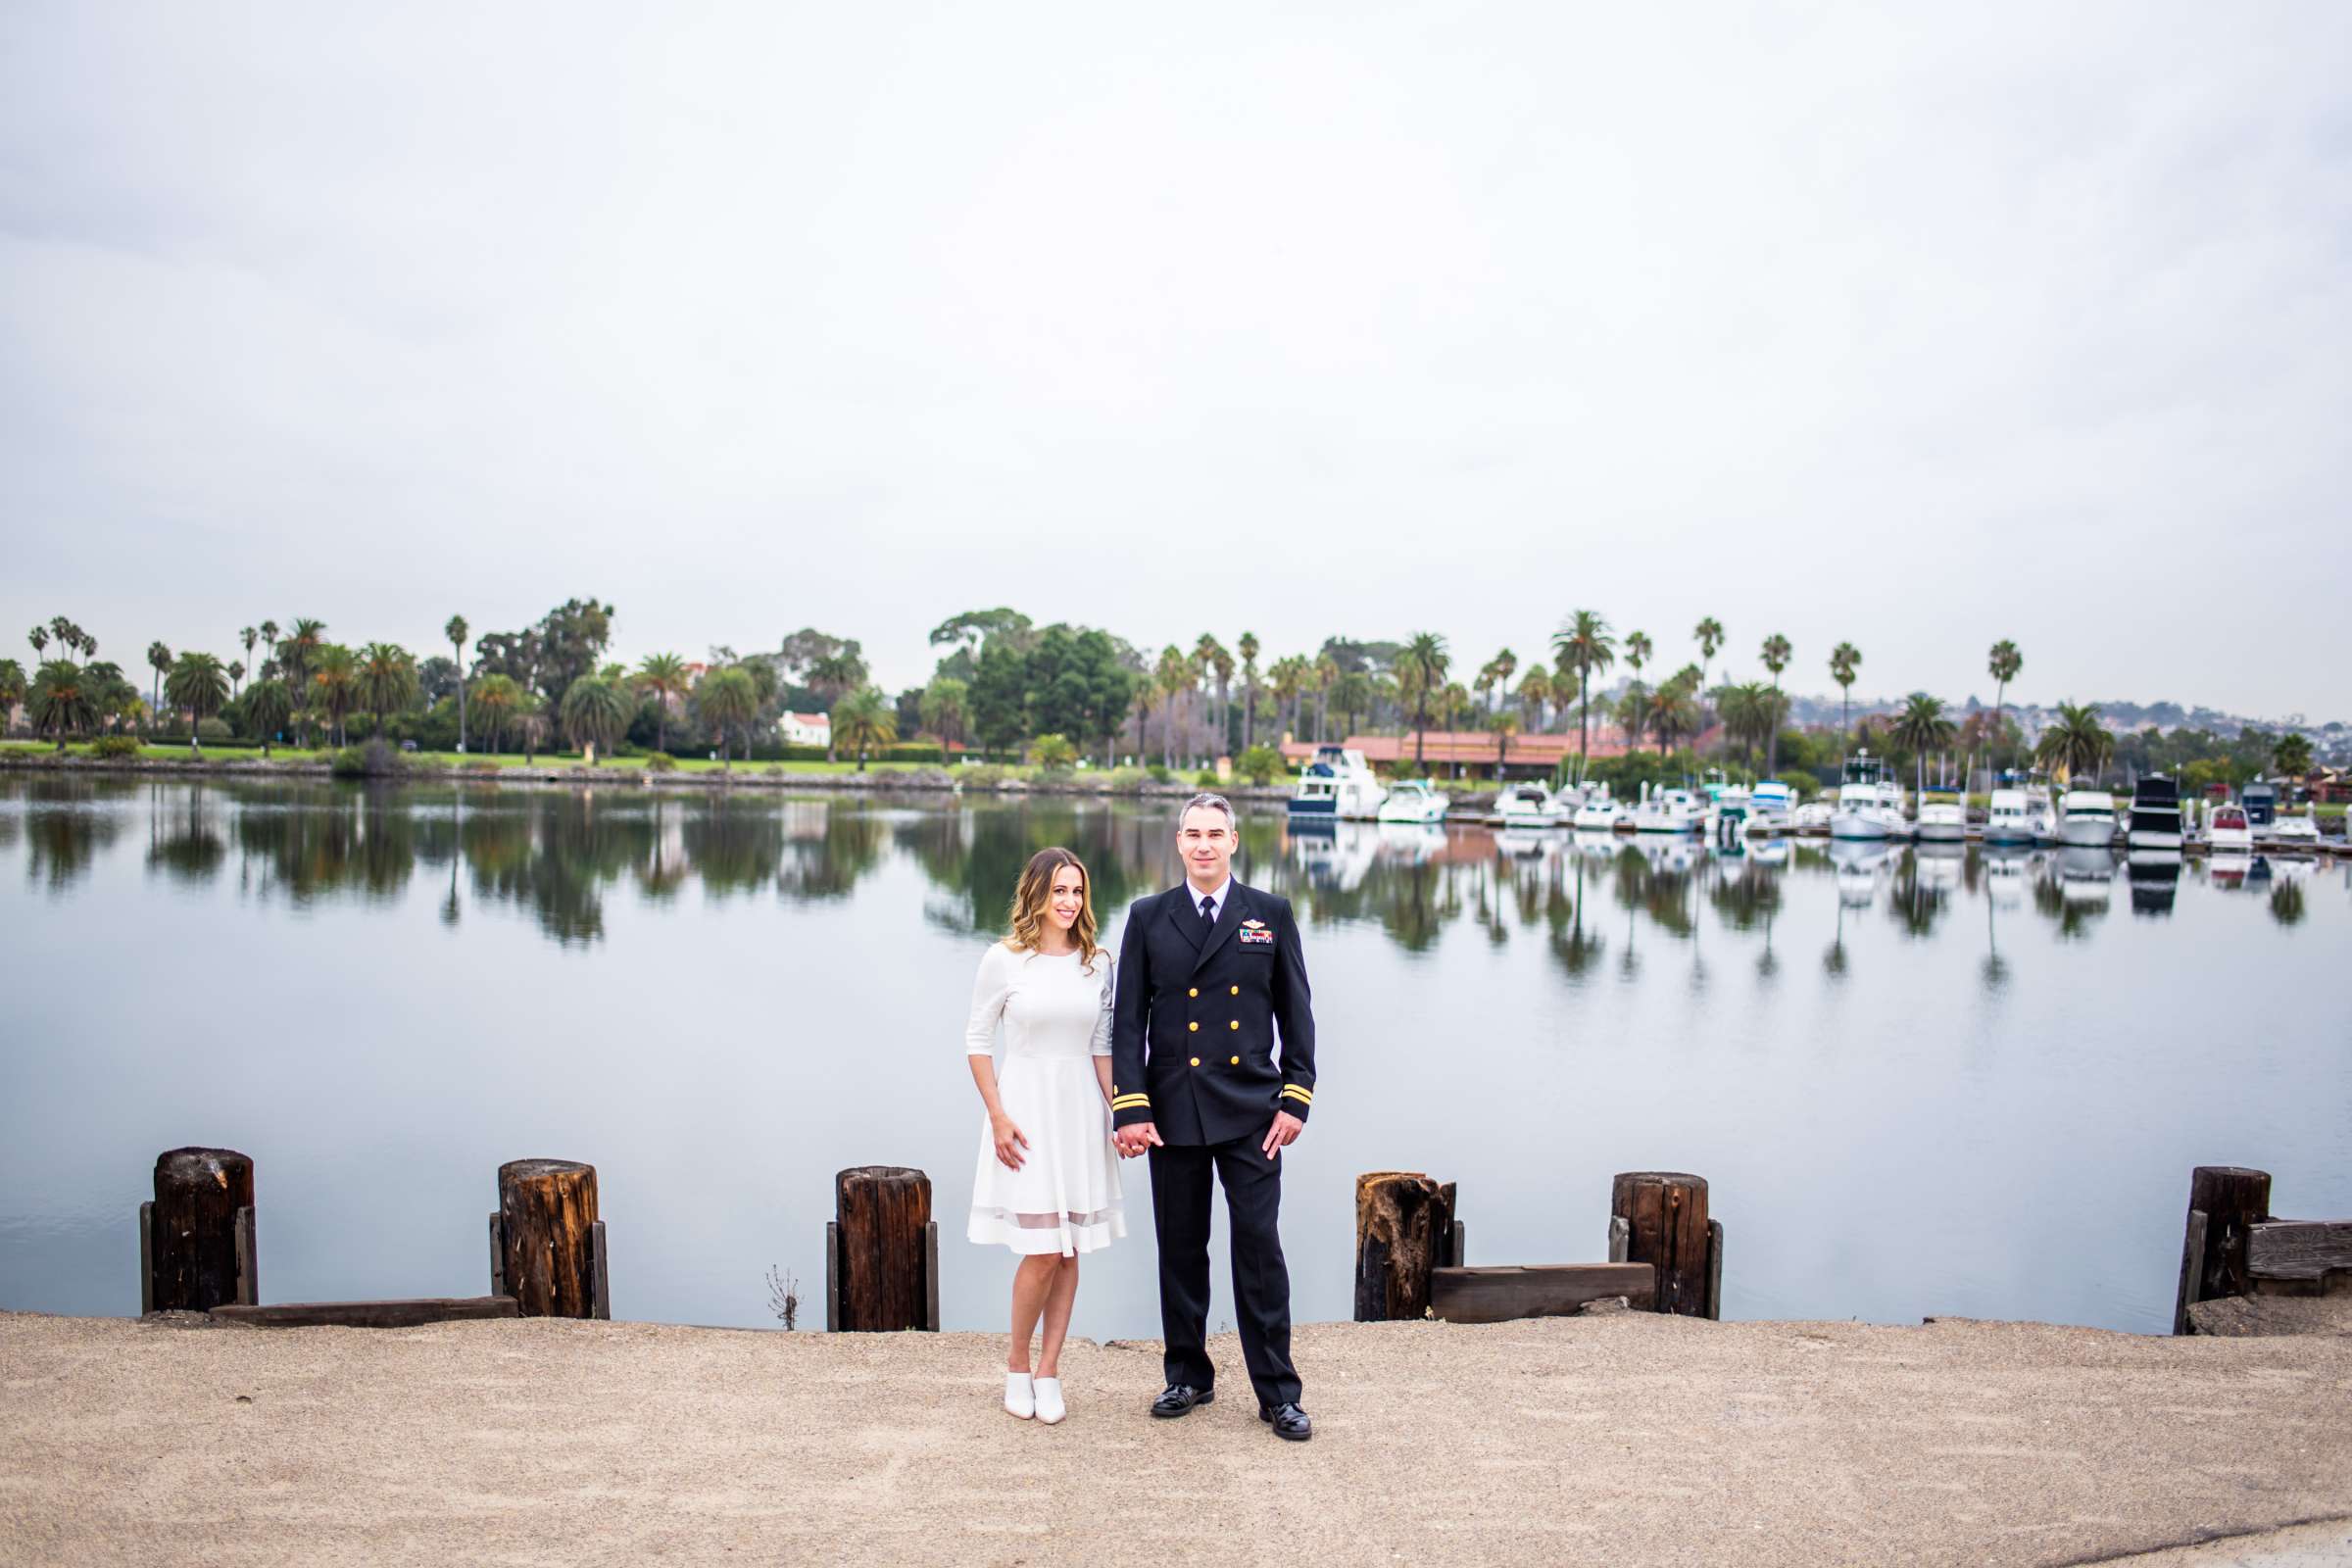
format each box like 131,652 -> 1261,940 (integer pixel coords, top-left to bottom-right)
2174,1166 -> 2273,1333
831,1166 -> 934,1332
1610,1171 -> 1715,1318
1352,1172 -> 1457,1322
496,1159 -> 603,1319
148,1148 -> 255,1313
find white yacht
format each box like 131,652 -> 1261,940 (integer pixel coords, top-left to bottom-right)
2206,803 -> 2253,854
2126,776 -> 2183,852
1743,779 -> 1796,836
1828,752 -> 1912,840
1376,779 -> 1449,825
1571,783 -> 1628,832
1790,799 -> 1834,834
1288,746 -> 1387,822
2267,811 -> 2321,847
1915,788 -> 1969,844
1632,786 -> 1705,834
1984,786 -> 2040,846
2057,789 -> 2119,849
1491,780 -> 1567,829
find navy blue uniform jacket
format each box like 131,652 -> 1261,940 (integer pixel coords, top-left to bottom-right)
1110,880 -> 1316,1146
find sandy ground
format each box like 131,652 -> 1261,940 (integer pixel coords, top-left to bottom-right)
2,1309 -> 2347,1568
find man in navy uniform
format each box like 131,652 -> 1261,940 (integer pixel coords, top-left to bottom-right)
1112,792 -> 1315,1441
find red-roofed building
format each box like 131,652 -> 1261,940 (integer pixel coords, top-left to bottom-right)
1279,729 -> 1637,778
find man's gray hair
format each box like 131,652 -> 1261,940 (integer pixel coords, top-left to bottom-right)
1179,792 -> 1237,831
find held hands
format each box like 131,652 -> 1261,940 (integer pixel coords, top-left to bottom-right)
1260,1110 -> 1305,1159
991,1112 -> 1029,1171
1113,1121 -> 1164,1159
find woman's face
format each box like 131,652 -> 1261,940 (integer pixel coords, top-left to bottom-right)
1047,865 -> 1086,933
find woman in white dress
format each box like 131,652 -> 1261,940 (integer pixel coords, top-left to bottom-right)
964,846 -> 1123,1424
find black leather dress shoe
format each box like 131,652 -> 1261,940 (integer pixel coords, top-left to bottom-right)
1150,1384 -> 1214,1418
1259,1401 -> 1312,1441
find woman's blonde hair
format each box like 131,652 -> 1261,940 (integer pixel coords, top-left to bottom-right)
1006,846 -> 1101,970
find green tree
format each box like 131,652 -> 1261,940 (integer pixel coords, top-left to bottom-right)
1237,631 -> 1261,748
238,626 -> 258,692
1267,656 -> 1307,747
1646,681 -> 1695,756
1476,647 -> 1518,715
0,659 -> 24,731
280,618 -> 327,696
309,644 -> 358,746
27,660 -> 97,748
1987,640 -> 2023,765
1236,743 -> 1285,784
833,685 -> 898,770
1758,633 -> 1792,773
470,673 -> 523,755
1029,731 -> 1078,770
1153,645 -> 1191,768
804,643 -> 869,761
1549,611 -> 1615,776
446,615 -> 471,752
1312,654 -> 1339,742
1829,642 -> 1861,747
969,638 -> 1031,760
243,678 -> 293,756
695,666 -> 759,766
1891,693 -> 1956,795
27,625 -> 50,663
1489,709 -> 1521,775
357,642 -> 419,735
919,675 -> 970,751
1395,631 -> 1449,768
560,673 -> 630,762
635,652 -> 689,754
2271,731 -> 2313,781
1693,616 -> 1724,692
2034,702 -> 2113,786
164,652 -> 230,754
145,641 -> 172,731
257,619 -> 279,677
1518,666 -> 1552,732
1623,631 -> 1650,683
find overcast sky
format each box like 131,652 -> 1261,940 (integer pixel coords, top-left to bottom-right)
4,3 -> 2346,720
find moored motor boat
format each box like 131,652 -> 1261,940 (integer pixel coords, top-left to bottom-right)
1376,778 -> 1449,824
1632,786 -> 1704,834
1571,783 -> 1628,832
2206,803 -> 2253,853
1790,800 -> 1834,834
1289,745 -> 1387,821
1984,786 -> 2038,846
2265,810 -> 2321,847
2126,775 -> 2183,852
1915,788 -> 1968,844
2057,789 -> 2119,848
1829,751 -> 1912,840
1743,779 -> 1796,836
1491,780 -> 1567,829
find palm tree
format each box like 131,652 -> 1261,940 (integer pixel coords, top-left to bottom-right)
306,644 -> 357,745
696,665 -> 759,766
1891,694 -> 1956,797
1829,642 -> 1861,750
1489,710 -> 1520,776
1395,632 -> 1449,768
357,642 -> 418,737
470,673 -> 522,756
1477,648 -> 1519,714
1237,632 -> 1261,748
1758,633 -> 1792,774
1987,640 -> 2023,765
1312,655 -> 1338,742
1266,656 -> 1305,748
833,685 -> 899,770
28,661 -> 97,747
2034,702 -> 2113,785
445,615 -> 471,752
1153,646 -> 1191,768
1716,683 -> 1762,770
560,673 -> 629,762
919,675 -> 969,752
1518,666 -> 1552,732
2273,731 -> 2314,781
634,653 -> 688,753
1647,682 -> 1694,757
1549,611 -> 1616,778
27,625 -> 49,664
238,626 -> 258,686
243,678 -> 293,756
1693,616 -> 1724,693
257,620 -> 279,679
0,659 -> 24,734
1199,637 -> 1232,752
145,642 -> 172,732
164,652 -> 230,754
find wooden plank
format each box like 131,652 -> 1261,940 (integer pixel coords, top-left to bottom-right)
1430,1263 -> 1655,1325
2174,1208 -> 2209,1335
590,1219 -> 611,1321
824,1220 -> 839,1333
488,1213 -> 506,1299
1607,1215 -> 1630,1264
209,1297 -> 521,1329
2247,1220 -> 2352,1285
1705,1218 -> 1724,1322
233,1205 -> 258,1306
924,1220 -> 940,1333
139,1202 -> 154,1316
1448,1219 -> 1467,1270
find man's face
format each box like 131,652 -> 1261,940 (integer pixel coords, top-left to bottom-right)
1177,806 -> 1235,888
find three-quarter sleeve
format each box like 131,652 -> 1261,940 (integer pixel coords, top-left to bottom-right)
1090,956 -> 1116,1056
964,945 -> 1010,1056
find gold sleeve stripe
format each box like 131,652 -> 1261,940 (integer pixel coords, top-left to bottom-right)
1110,1095 -> 1152,1109
1280,1086 -> 1314,1104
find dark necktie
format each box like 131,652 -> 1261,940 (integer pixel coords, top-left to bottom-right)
1199,894 -> 1216,935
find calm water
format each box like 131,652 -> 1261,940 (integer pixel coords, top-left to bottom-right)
2,775 -> 2344,1340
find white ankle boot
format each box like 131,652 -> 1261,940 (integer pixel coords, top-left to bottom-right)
1032,1377 -> 1066,1425
1004,1372 -> 1035,1419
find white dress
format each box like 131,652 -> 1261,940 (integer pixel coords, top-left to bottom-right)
964,942 -> 1126,1256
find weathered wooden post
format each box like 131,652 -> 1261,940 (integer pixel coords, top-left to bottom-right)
492,1159 -> 608,1319
828,1166 -> 937,1332
1610,1171 -> 1720,1319
2173,1165 -> 2271,1334
1352,1171 -> 1459,1321
143,1148 -> 257,1314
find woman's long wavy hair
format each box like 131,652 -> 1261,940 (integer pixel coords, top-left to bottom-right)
1006,846 -> 1102,971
